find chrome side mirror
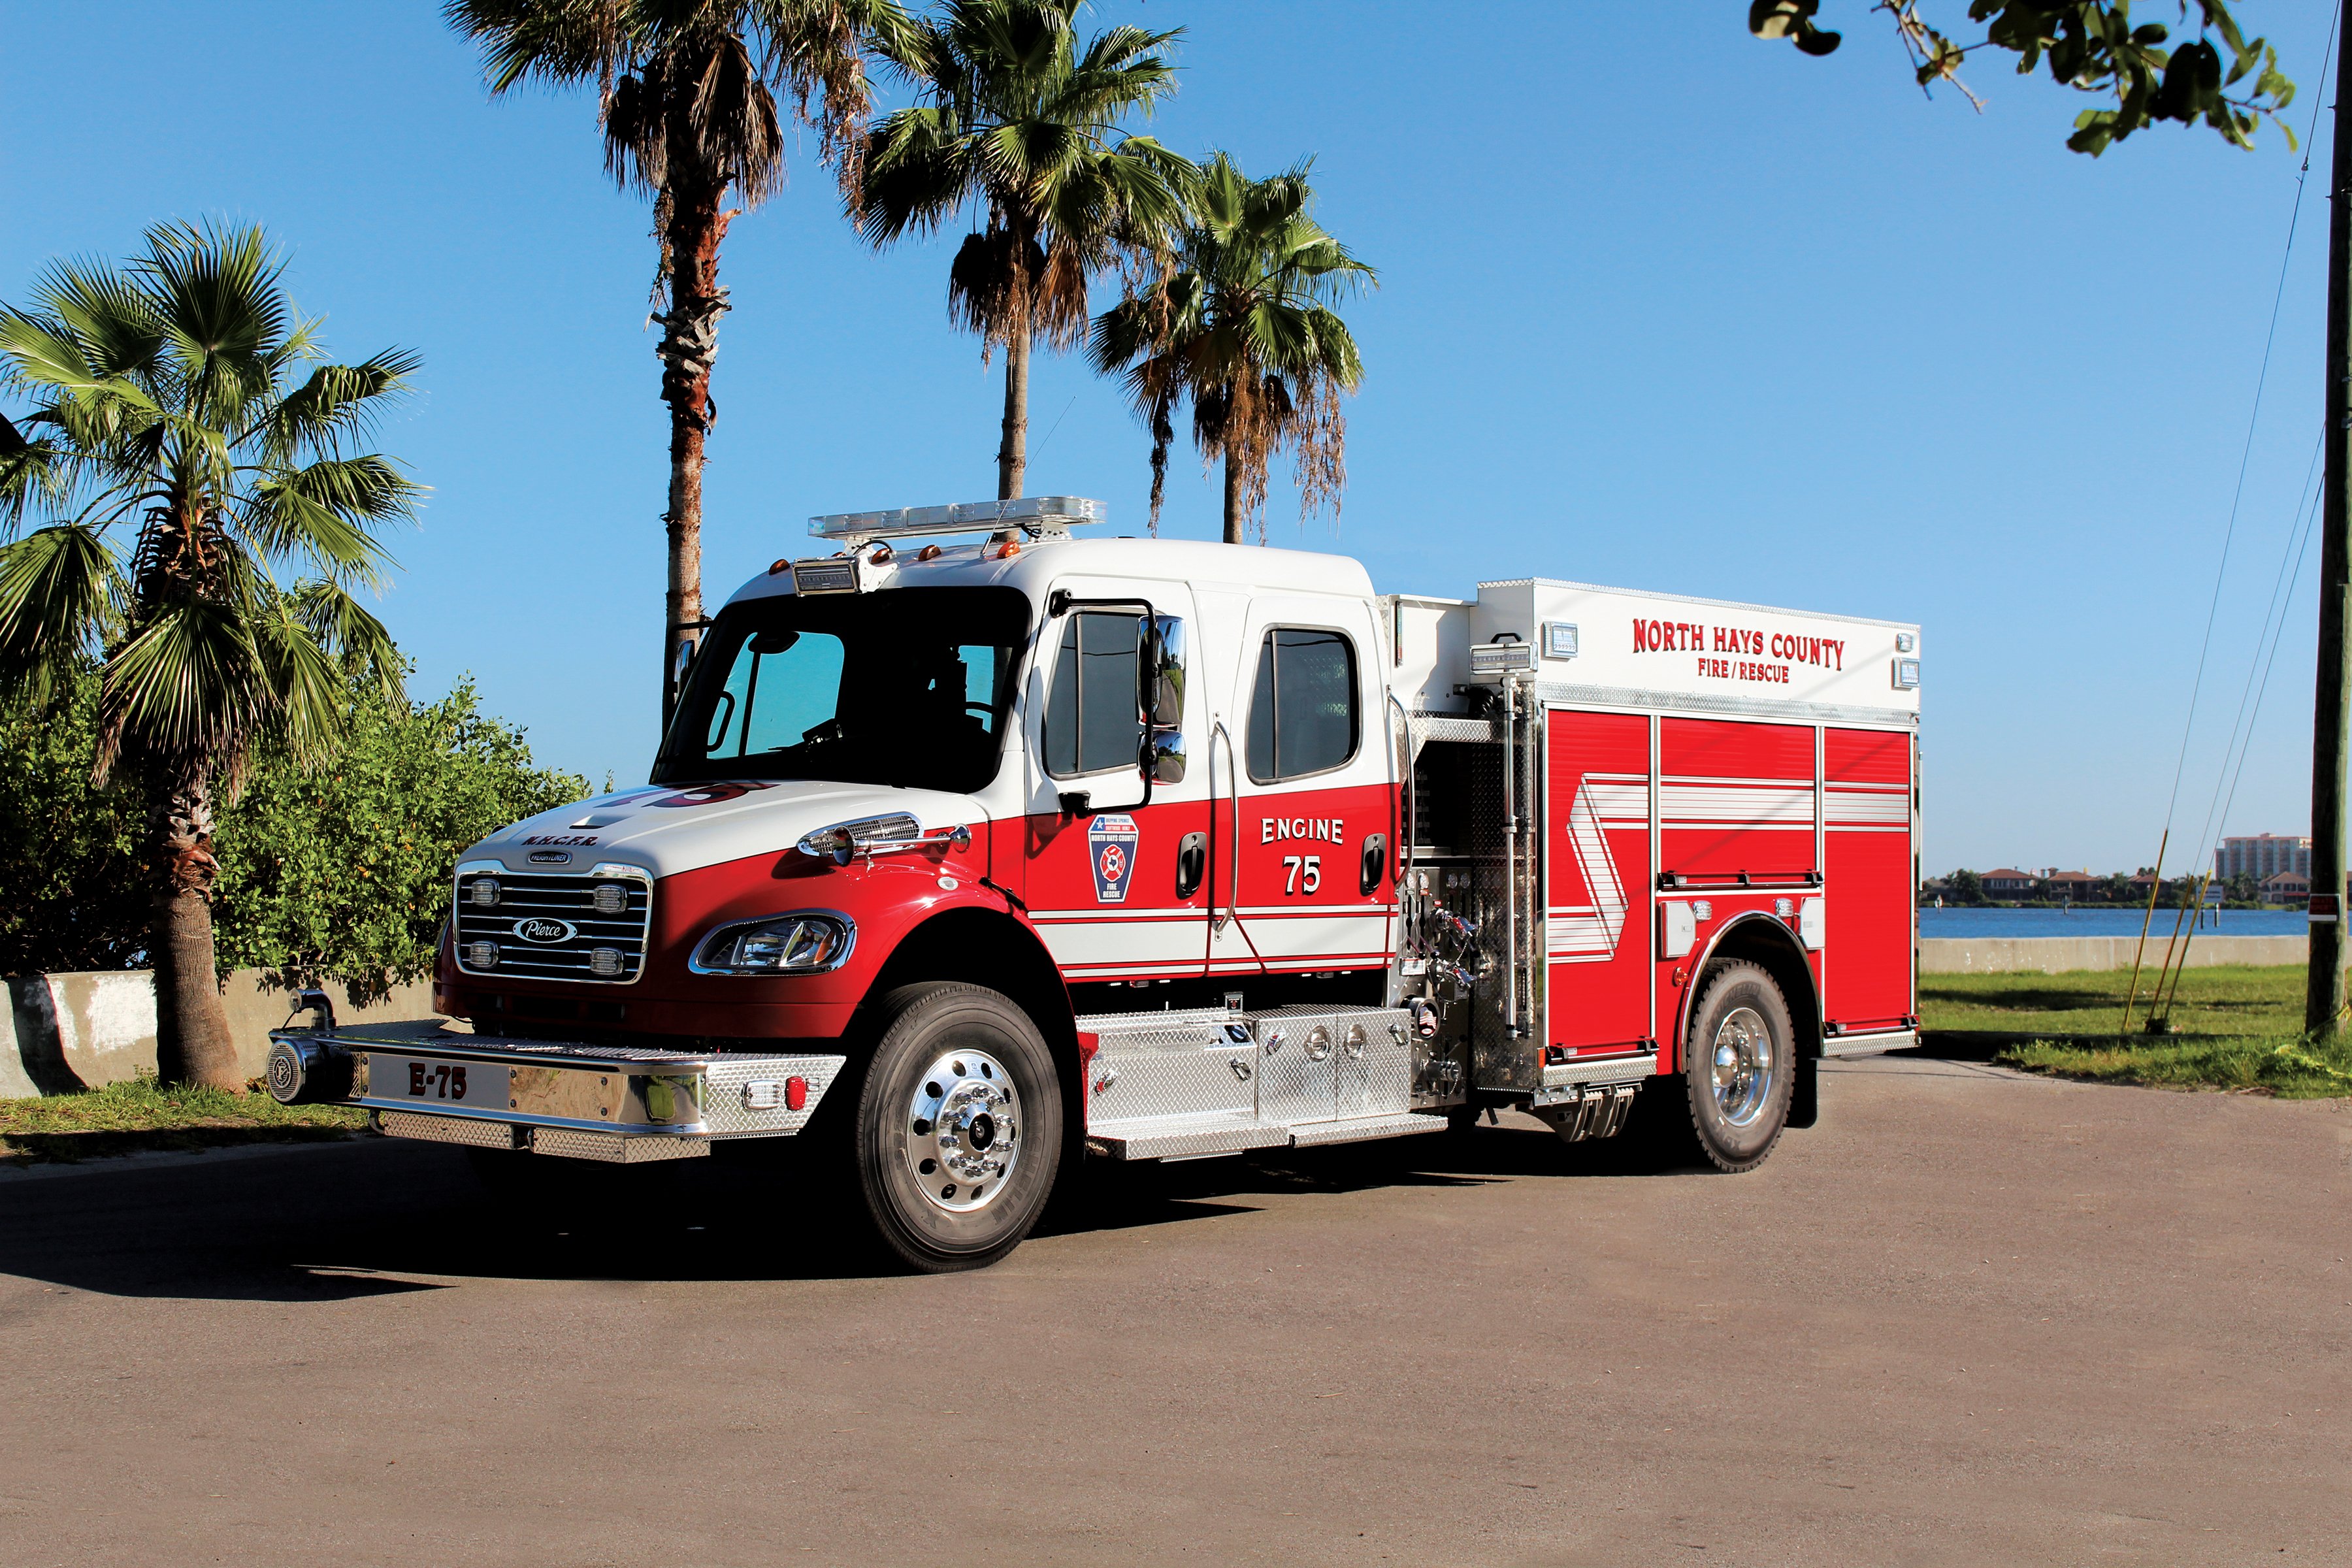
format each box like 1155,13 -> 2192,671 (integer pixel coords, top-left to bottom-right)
1146,728 -> 1187,785
1142,614 -> 1185,728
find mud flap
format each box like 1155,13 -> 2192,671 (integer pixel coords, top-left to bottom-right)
1788,1051 -> 1819,1130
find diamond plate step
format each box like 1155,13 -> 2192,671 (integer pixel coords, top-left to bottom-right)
1087,1109 -> 1449,1161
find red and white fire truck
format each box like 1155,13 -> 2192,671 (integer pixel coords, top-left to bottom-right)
267,497 -> 1922,1271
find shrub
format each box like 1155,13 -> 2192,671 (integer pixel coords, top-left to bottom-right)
0,662 -> 588,998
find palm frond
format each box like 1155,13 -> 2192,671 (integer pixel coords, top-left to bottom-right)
0,308 -> 162,416
96,596 -> 272,782
1090,150 -> 1373,536
28,259 -> 167,381
0,412 -> 69,533
444,0 -> 636,92
2,223 -> 423,787
140,222 -> 291,434
0,523 -> 125,707
237,457 -> 417,587
288,577 -> 406,709
250,351 -> 421,464
249,586 -> 364,767
859,0 -> 1190,368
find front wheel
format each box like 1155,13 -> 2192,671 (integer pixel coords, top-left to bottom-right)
1638,959 -> 1795,1173
848,982 -> 1064,1273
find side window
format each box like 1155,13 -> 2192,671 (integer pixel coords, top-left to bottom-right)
1043,612 -> 1141,777
1246,627 -> 1359,783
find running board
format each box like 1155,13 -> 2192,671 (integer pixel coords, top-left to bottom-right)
1821,1029 -> 1916,1058
1086,1109 -> 1448,1162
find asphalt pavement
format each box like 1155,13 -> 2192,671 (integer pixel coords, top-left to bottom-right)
0,1054 -> 2345,1567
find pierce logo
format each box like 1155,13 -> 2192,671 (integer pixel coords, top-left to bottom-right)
514,917 -> 576,944
1088,813 -> 1139,904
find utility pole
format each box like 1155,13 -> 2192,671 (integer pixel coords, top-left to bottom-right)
2308,0 -> 2352,1040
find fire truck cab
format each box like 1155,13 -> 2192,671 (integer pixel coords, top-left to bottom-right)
267,498 -> 1922,1271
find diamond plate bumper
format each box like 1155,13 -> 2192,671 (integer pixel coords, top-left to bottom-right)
271,1025 -> 845,1154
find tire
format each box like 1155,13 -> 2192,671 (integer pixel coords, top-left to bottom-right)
1640,959 -> 1795,1173
845,981 -> 1064,1273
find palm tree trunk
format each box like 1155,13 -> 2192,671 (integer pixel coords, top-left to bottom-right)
148,764 -> 238,1089
656,163 -> 734,727
1222,446 -> 1245,545
998,325 -> 1031,500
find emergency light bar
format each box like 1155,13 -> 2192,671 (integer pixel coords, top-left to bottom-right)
808,496 -> 1107,546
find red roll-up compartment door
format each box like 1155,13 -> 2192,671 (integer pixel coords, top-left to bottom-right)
1544,708 -> 1653,1055
1824,727 -> 1914,1031
1659,717 -> 1817,882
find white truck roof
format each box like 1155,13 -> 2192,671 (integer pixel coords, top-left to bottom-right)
723,534 -> 1375,608
723,530 -> 1919,725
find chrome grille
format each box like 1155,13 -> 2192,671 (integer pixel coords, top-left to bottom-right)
453,868 -> 651,985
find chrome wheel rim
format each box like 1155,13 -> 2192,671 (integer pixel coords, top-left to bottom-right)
1710,1006 -> 1774,1127
904,1049 -> 1021,1213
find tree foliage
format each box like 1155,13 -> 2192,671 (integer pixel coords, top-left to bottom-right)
0,666 -> 147,973
1750,1 -> 2296,155
447,0 -> 906,719
0,661 -> 588,999
858,0 -> 1195,498
1091,152 -> 1373,542
0,221 -> 424,1084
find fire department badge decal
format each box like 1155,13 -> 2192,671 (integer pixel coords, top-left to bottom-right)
1088,813 -> 1139,904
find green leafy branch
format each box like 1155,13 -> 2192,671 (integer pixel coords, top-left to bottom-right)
1750,1 -> 2297,155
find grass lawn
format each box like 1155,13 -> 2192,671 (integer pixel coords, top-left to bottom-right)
1919,964 -> 2352,1098
0,1075 -> 368,1166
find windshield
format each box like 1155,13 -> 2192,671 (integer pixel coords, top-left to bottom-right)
655,587 -> 1031,793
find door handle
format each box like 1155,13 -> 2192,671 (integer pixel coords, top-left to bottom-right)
1360,832 -> 1387,896
1177,832 -> 1207,899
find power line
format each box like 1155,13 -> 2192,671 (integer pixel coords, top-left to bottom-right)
2197,431 -> 2328,881
2153,11 -> 2338,869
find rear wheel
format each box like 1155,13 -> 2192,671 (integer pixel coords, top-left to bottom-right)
848,982 -> 1064,1272
1639,959 -> 1795,1173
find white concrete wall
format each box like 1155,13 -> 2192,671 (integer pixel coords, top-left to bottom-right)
1917,935 -> 2309,975
1,972 -> 440,1098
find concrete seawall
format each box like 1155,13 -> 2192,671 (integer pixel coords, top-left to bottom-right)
0,938 -> 2317,1098
1917,934 -> 2309,975
1,972 -> 438,1099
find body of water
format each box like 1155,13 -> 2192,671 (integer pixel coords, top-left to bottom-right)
1916,907 -> 2310,937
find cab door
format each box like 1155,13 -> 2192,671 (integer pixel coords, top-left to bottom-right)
1207,593 -> 1397,982
1019,578 -> 1209,985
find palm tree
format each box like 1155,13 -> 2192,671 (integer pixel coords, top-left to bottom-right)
0,223 -> 419,1088
857,0 -> 1194,500
1091,152 -> 1373,544
447,0 -> 902,723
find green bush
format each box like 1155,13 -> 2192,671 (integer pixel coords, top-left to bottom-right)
0,669 -> 148,972
0,662 -> 589,997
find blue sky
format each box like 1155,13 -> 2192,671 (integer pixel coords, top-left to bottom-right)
0,1 -> 2336,879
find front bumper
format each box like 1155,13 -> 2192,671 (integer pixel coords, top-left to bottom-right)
267,1025 -> 847,1162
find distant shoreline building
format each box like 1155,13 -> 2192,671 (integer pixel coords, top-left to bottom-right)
2215,834 -> 2310,883
2262,870 -> 2311,905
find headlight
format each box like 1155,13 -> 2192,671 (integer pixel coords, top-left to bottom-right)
691,912 -> 856,975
